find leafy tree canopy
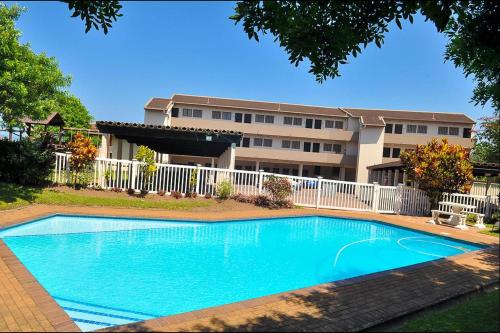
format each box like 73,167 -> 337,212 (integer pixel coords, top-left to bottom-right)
472,116 -> 500,163
62,0 -> 122,34
0,3 -> 92,130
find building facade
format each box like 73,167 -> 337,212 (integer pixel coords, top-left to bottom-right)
99,94 -> 475,183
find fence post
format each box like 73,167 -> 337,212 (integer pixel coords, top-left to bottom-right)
485,195 -> 492,218
258,169 -> 264,194
395,183 -> 404,215
315,176 -> 323,209
130,159 -> 138,191
195,164 -> 201,195
372,182 -> 380,212
65,153 -> 71,184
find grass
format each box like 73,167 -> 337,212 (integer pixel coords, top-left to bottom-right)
0,182 -> 213,211
479,225 -> 499,237
394,289 -> 499,332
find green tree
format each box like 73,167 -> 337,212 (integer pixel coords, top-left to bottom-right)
472,115 -> 500,163
0,3 -> 92,130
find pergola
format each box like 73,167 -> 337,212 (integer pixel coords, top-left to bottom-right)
23,112 -> 66,144
96,121 -> 243,168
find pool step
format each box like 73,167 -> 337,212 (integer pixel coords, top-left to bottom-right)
53,297 -> 154,332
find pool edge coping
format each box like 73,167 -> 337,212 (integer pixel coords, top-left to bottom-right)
1,207 -> 498,332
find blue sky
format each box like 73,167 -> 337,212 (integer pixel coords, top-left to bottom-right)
10,1 -> 495,123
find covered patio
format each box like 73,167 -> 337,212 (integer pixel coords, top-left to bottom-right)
95,121 -> 242,169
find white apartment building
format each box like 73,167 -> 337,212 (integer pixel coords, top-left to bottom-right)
97,94 -> 475,183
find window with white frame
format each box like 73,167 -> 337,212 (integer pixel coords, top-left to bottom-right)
335,121 -> 344,129
253,138 -> 263,146
284,116 -> 302,126
291,140 -> 300,149
325,120 -> 344,129
333,144 -> 342,153
449,127 -> 459,136
438,126 -> 448,135
323,143 -> 333,151
255,114 -> 265,123
325,120 -> 334,128
293,117 -> 302,126
263,138 -> 273,147
417,125 -> 427,134
281,140 -> 291,148
182,108 -> 193,117
407,125 -> 417,133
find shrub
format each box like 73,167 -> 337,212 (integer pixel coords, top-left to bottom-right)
231,193 -> 255,204
158,190 -> 166,196
140,189 -> 148,197
254,195 -> 272,207
0,138 -> 54,186
263,176 -> 293,203
127,188 -> 135,195
112,187 -> 122,193
185,191 -> 198,198
204,193 -> 212,199
216,180 -> 233,200
466,213 -> 477,224
270,199 -> 294,209
68,133 -> 97,186
171,191 -> 182,199
189,169 -> 198,193
135,146 -> 157,192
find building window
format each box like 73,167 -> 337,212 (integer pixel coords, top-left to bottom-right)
171,108 -> 179,117
281,140 -> 291,149
305,119 -> 313,128
284,117 -> 293,125
242,137 -> 250,147
244,114 -> 252,123
293,117 -> 302,126
333,144 -> 342,153
383,147 -> 391,158
385,124 -> 393,133
325,120 -> 334,128
303,142 -> 311,152
255,115 -> 274,123
438,126 -> 448,135
314,119 -> 322,129
394,124 -> 403,134
392,148 -> 401,158
263,138 -> 273,147
282,168 -> 290,175
212,111 -> 231,120
463,128 -> 471,138
335,121 -> 344,129
417,125 -> 427,134
449,127 -> 459,136
253,138 -> 263,146
407,125 -> 417,133
212,111 -> 221,119
272,168 -> 280,174
325,120 -> 344,129
291,141 -> 300,149
182,108 -> 202,118
312,142 -> 320,152
314,166 -> 321,175
235,113 -> 242,123
323,143 -> 332,152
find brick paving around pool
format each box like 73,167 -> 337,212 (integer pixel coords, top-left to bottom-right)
1,204 -> 499,332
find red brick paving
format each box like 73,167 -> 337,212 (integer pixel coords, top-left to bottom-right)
1,204 -> 498,332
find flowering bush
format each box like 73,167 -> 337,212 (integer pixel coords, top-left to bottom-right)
263,176 -> 293,202
68,133 -> 97,187
171,191 -> 182,199
231,193 -> 256,204
400,138 -> 473,208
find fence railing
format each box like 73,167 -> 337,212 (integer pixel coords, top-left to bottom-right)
53,153 -> 431,216
470,182 -> 500,198
441,192 -> 499,218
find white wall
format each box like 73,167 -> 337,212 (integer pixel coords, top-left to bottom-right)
144,110 -> 169,125
356,126 -> 384,183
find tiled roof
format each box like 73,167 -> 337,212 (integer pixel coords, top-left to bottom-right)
144,98 -> 171,111
146,94 -> 476,125
96,121 -> 242,136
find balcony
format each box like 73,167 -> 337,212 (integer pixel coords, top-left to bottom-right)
384,133 -> 473,148
235,147 -> 357,167
171,117 -> 357,142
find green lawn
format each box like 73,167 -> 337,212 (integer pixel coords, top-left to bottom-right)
394,290 -> 499,332
0,182 -> 213,211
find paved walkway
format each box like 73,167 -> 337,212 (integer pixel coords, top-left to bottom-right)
0,205 -> 498,332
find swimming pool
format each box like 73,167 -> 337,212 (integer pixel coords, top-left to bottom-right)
0,215 -> 482,331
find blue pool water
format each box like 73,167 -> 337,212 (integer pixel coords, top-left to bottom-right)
0,215 -> 481,331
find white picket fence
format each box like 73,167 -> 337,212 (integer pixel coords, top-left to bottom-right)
470,182 -> 500,198
53,153 -> 431,216
441,192 -> 499,218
